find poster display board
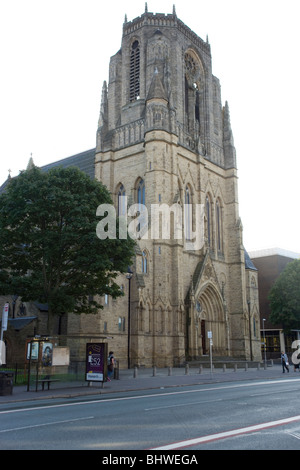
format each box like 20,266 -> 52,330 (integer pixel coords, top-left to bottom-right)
86,343 -> 107,382
52,347 -> 70,366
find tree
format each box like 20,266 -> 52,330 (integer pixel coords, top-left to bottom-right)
0,166 -> 135,334
269,259 -> 300,331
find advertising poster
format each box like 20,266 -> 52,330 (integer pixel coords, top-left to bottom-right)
1,303 -> 9,334
42,342 -> 53,366
26,341 -> 39,361
86,343 -> 107,382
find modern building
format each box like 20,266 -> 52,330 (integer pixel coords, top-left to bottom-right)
249,248 -> 300,359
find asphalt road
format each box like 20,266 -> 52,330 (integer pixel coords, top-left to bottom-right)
1,376 -> 300,452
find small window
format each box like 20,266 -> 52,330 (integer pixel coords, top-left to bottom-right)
142,251 -> 148,273
216,199 -> 223,252
118,317 -> 126,331
118,184 -> 126,216
206,195 -> 212,248
185,185 -> 192,240
137,178 -> 145,206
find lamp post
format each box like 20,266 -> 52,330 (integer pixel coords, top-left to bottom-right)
12,295 -> 19,319
126,267 -> 133,369
262,318 -> 267,366
247,300 -> 253,361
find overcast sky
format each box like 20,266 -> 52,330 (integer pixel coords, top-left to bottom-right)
0,0 -> 299,254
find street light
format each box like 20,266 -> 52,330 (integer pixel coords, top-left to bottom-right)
262,318 -> 267,366
126,267 -> 133,369
247,300 -> 253,361
11,295 -> 19,319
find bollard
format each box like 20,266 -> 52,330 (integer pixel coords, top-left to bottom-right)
199,365 -> 203,374
257,362 -> 260,370
153,366 -> 156,377
245,362 -> 248,371
185,364 -> 189,375
114,361 -> 119,379
223,364 -> 226,373
234,364 -> 237,372
133,366 -> 138,378
168,366 -> 172,376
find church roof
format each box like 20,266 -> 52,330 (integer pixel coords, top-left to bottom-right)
0,148 -> 96,194
0,177 -> 12,194
244,249 -> 258,271
41,148 -> 95,179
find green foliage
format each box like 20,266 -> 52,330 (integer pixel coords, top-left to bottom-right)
0,166 -> 135,332
269,259 -> 300,331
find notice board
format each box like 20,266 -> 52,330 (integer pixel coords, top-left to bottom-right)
86,343 -> 107,382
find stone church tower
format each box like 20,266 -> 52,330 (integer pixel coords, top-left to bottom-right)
91,6 -> 261,366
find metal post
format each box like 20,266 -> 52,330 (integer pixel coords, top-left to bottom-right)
126,267 -> 133,369
208,331 -> 213,378
210,340 -> 213,377
27,341 -> 32,392
263,318 -> 267,367
247,300 -> 253,361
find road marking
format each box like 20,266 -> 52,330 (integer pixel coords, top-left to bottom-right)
250,388 -> 296,397
1,378 -> 300,415
0,416 -> 94,433
286,431 -> 300,441
145,398 -> 222,411
151,415 -> 300,450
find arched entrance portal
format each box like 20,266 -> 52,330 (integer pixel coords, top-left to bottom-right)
196,284 -> 228,357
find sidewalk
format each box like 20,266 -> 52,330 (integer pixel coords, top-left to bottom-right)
1,364 -> 298,404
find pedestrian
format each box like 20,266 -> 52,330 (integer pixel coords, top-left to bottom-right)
281,351 -> 289,373
107,351 -> 115,382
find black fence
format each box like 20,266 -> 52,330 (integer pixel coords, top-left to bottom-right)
0,361 -> 88,385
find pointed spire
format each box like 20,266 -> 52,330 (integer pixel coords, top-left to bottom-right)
98,81 -> 108,128
124,13 -> 127,23
146,68 -> 168,103
145,2 -> 148,13
223,101 -> 236,168
173,4 -> 177,16
27,154 -> 35,171
223,101 -> 232,132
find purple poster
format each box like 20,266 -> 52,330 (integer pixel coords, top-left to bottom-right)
86,343 -> 107,382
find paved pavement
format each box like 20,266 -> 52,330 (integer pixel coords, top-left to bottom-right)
1,363 -> 299,404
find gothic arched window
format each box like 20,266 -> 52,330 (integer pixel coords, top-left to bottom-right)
130,40 -> 140,102
206,195 -> 212,248
185,185 -> 192,240
117,184 -> 126,216
184,51 -> 202,132
142,250 -> 148,274
216,199 -> 223,252
137,178 -> 145,206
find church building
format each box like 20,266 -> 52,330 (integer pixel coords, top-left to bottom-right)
0,6 -> 262,367
89,6 -> 261,365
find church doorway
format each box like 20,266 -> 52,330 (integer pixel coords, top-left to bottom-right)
196,283 -> 227,356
